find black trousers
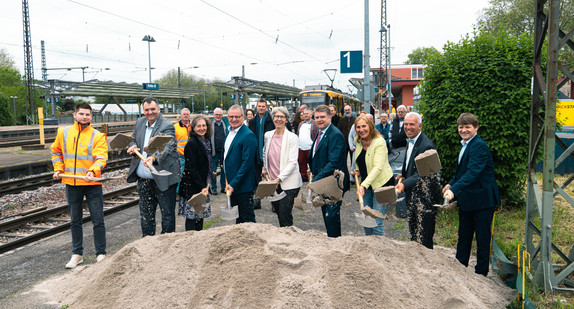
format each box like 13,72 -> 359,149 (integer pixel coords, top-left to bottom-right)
456,207 -> 495,275
185,218 -> 204,231
231,191 -> 256,224
270,188 -> 300,227
406,176 -> 441,249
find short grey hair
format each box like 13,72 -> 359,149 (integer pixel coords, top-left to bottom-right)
315,105 -> 331,116
397,105 -> 407,112
271,106 -> 290,119
181,108 -> 190,114
405,112 -> 422,124
228,105 -> 244,116
213,107 -> 223,114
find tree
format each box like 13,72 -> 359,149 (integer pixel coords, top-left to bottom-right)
405,47 -> 441,65
0,48 -> 16,70
478,0 -> 574,69
417,29 -> 533,208
0,93 -> 14,125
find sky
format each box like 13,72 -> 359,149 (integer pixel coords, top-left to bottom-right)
0,0 -> 491,92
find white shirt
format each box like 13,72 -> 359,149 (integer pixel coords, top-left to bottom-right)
298,121 -> 313,150
458,134 -> 477,164
224,124 -> 242,162
404,132 -> 421,170
136,121 -> 156,179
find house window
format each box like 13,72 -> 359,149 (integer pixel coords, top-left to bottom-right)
411,68 -> 424,79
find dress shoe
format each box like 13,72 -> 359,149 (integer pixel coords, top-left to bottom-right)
254,202 -> 262,209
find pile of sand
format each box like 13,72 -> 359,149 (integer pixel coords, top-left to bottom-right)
37,223 -> 513,308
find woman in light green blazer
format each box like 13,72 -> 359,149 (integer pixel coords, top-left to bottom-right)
351,115 -> 394,236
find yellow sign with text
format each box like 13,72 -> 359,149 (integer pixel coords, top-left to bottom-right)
557,100 -> 574,127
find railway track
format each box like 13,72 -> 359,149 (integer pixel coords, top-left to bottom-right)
0,129 -> 133,148
0,157 -> 132,197
0,185 -> 139,254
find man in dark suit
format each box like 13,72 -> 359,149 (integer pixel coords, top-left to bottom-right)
127,97 -> 181,237
308,105 -> 350,237
225,105 -> 258,223
248,98 -> 275,209
395,112 -> 441,249
390,105 -> 408,149
443,113 -> 500,276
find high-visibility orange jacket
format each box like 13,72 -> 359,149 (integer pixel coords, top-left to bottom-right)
50,121 -> 108,186
174,120 -> 191,156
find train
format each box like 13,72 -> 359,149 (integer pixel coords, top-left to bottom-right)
299,86 -> 362,115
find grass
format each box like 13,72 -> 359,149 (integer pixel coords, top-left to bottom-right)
430,174 -> 574,308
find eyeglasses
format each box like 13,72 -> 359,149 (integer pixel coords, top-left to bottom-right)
273,115 -> 286,119
228,115 -> 243,119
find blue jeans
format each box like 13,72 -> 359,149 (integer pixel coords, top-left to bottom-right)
66,185 -> 106,255
211,151 -> 226,192
321,200 -> 342,237
363,188 -> 388,236
176,155 -> 185,193
137,178 -> 177,237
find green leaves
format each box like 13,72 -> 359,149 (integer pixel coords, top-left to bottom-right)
418,29 -> 533,208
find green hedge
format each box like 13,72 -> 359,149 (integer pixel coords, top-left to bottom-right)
417,29 -> 533,208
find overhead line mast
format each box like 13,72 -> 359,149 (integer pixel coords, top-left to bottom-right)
22,0 -> 37,124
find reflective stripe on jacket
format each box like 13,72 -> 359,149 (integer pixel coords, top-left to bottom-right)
50,121 -> 108,186
174,121 -> 191,156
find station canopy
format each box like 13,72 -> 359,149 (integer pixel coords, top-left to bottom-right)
39,79 -> 202,99
213,77 -> 301,98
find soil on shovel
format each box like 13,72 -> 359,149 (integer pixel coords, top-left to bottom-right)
36,223 -> 513,308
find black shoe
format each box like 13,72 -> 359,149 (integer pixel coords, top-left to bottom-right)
254,202 -> 262,209
211,191 -> 219,195
221,189 -> 225,194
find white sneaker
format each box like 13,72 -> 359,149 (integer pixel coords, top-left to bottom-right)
96,254 -> 106,263
65,254 -> 83,269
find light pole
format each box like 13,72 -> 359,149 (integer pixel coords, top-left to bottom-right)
9,96 -> 17,124
142,35 -> 156,97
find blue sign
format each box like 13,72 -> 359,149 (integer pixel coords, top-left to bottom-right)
230,94 -> 236,100
142,83 -> 159,90
239,94 -> 244,100
340,50 -> 362,74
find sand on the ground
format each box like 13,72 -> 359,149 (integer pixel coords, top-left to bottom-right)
35,223 -> 514,308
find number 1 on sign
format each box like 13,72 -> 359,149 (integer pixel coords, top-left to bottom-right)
343,51 -> 350,68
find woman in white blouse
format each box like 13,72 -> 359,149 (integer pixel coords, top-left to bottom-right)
262,106 -> 302,227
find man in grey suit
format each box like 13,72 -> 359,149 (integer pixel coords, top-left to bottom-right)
127,97 -> 180,237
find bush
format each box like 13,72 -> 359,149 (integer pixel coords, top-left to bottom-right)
417,28 -> 533,208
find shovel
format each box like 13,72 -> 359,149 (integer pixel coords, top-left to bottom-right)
187,184 -> 210,214
58,174 -> 122,182
354,174 -> 386,219
255,175 -> 278,199
374,176 -> 404,205
306,171 -> 313,204
433,197 -> 449,208
132,149 -> 172,177
109,133 -> 172,178
220,182 -> 239,221
353,173 -> 378,228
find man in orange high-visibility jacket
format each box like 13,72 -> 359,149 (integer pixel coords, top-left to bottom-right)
51,103 -> 108,269
174,108 -> 191,192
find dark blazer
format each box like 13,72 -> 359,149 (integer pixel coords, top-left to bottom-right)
402,132 -> 436,193
210,117 -> 229,156
448,135 -> 501,212
179,135 -> 211,200
127,115 -> 180,191
391,117 -> 407,149
224,125 -> 257,193
308,124 -> 350,193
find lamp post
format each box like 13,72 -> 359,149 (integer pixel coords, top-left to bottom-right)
9,96 -> 17,124
142,35 -> 156,97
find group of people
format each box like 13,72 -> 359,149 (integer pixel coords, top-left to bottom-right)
52,99 -> 500,277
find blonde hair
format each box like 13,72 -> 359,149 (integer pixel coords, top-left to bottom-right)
354,115 -> 381,143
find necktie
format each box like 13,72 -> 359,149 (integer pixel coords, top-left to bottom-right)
407,138 -> 415,144
314,131 -> 323,152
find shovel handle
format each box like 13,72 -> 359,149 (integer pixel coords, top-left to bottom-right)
59,174 -> 102,182
395,176 -> 404,195
354,174 -> 364,205
133,149 -> 157,173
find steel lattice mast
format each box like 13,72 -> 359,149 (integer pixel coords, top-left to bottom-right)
22,0 -> 36,124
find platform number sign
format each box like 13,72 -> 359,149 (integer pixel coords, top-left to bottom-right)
340,50 -> 362,74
